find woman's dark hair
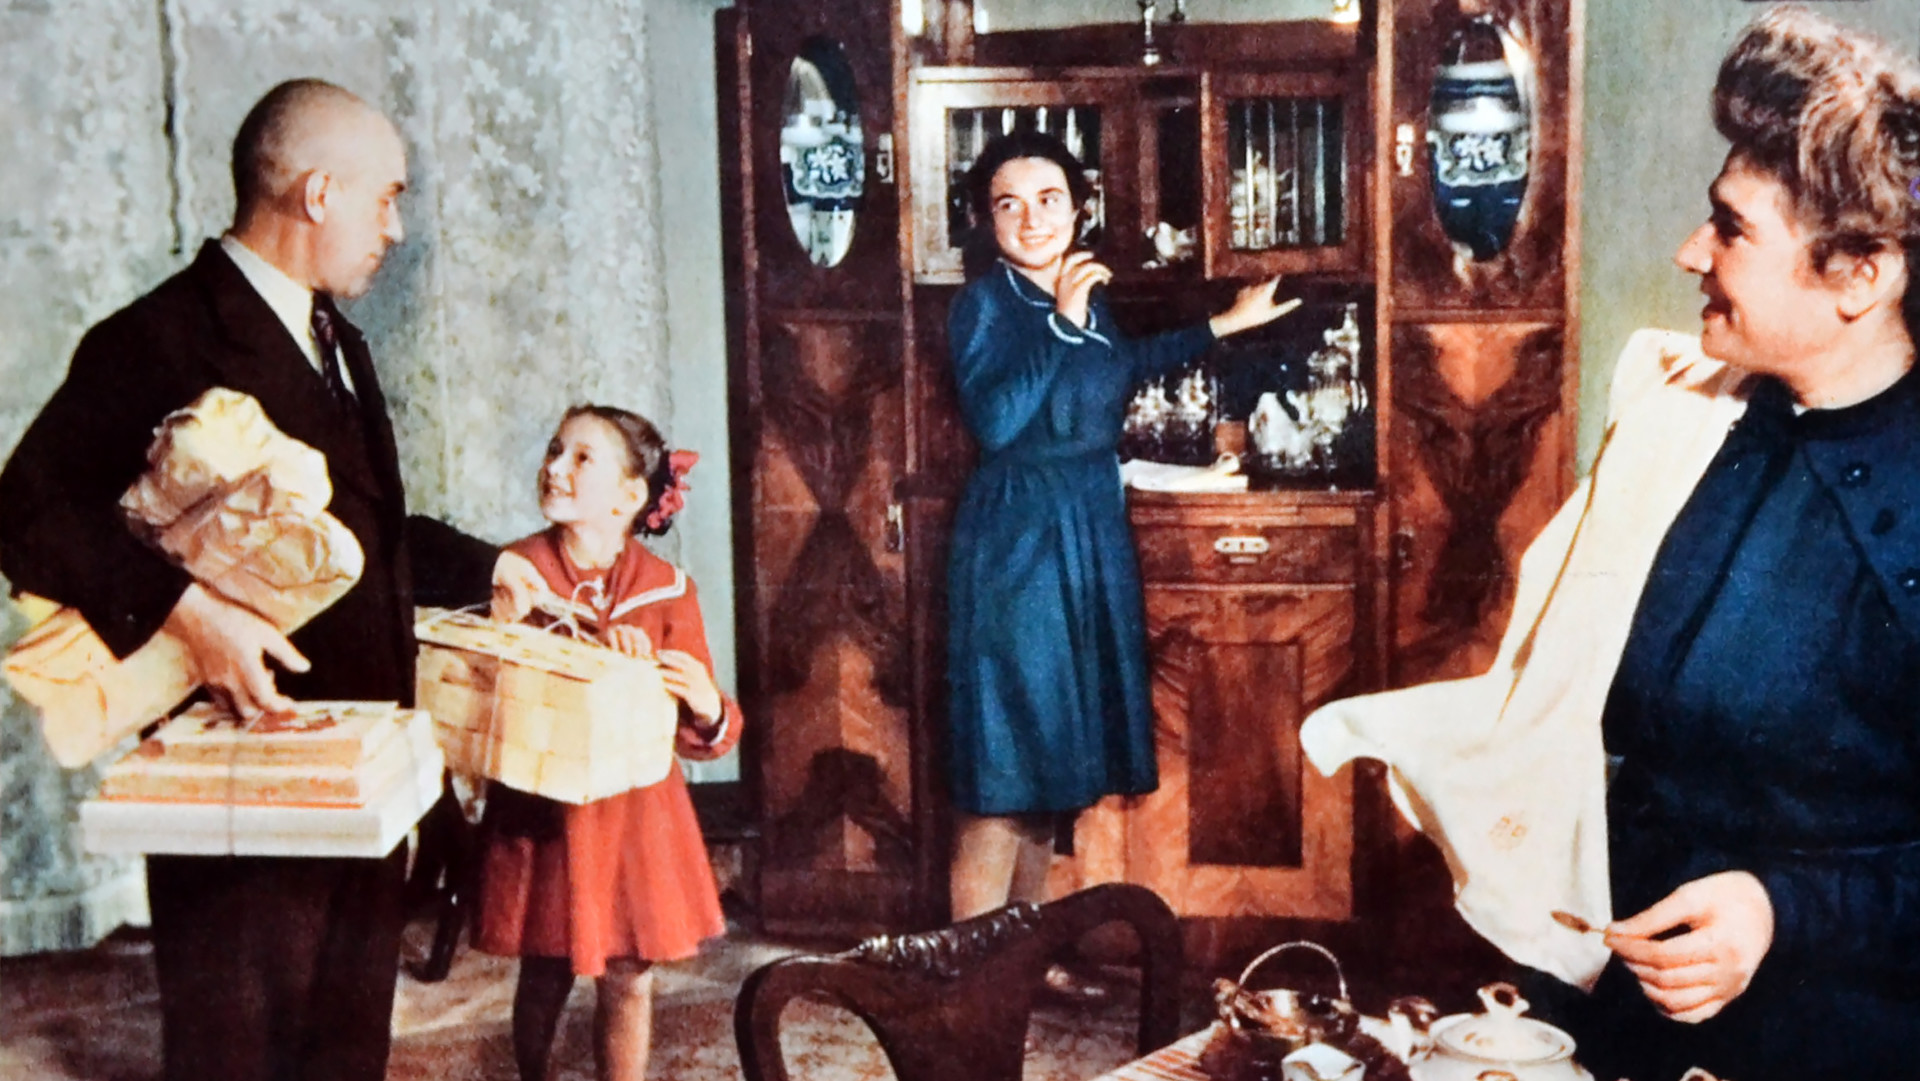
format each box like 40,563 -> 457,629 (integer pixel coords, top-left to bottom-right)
960,130 -> 1093,280
1712,5 -> 1920,339
559,404 -> 678,536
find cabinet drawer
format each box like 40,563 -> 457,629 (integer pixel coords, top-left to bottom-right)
1133,523 -> 1360,584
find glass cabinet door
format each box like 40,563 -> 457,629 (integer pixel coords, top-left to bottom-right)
1203,70 -> 1365,279
908,71 -> 1143,283
1138,76 -> 1203,272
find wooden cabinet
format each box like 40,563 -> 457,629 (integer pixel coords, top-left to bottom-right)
1049,494 -> 1386,949
719,0 -> 1582,958
1383,0 -> 1583,686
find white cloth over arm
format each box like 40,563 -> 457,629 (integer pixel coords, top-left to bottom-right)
1300,330 -> 1755,989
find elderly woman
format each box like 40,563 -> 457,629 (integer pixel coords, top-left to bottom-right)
1306,7 -> 1920,1079
944,130 -> 1293,944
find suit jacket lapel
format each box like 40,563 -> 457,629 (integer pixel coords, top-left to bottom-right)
187,243 -> 389,506
331,317 -> 407,514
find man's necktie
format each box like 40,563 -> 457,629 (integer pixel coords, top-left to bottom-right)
309,296 -> 355,413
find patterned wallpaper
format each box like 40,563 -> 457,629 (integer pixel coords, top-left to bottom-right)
0,0 -> 703,953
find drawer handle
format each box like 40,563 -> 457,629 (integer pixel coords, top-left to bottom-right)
1213,535 -> 1270,557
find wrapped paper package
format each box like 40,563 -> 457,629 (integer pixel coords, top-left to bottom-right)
414,607 -> 680,804
81,700 -> 443,858
4,389 -> 364,768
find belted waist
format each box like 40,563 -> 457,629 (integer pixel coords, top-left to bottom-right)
979,445 -> 1119,469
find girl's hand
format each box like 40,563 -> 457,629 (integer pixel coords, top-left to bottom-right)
491,550 -> 546,622
606,624 -> 655,658
1054,250 -> 1113,329
1209,277 -> 1302,338
658,648 -> 723,722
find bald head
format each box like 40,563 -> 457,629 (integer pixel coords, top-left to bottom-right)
231,79 -> 389,220
227,79 -> 408,298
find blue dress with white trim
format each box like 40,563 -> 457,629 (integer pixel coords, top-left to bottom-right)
944,262 -> 1215,815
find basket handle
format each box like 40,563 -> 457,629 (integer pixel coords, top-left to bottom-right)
1234,940 -> 1349,1003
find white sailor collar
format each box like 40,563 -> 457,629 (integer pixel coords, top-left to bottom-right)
998,260 -> 1113,349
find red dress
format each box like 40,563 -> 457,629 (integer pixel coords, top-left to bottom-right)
474,530 -> 741,976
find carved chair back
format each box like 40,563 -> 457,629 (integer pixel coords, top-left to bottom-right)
734,882 -> 1183,1081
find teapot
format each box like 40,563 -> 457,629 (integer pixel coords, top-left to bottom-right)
1406,983 -> 1591,1081
1213,941 -> 1360,1058
1250,392 -> 1312,468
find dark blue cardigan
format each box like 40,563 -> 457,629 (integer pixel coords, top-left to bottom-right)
1553,370 -> 1920,1080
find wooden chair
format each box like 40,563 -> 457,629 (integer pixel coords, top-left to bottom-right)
734,882 -> 1183,1081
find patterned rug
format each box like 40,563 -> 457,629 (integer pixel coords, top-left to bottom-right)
2,919 -> 1147,1081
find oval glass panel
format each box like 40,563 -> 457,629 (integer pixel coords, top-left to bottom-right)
1427,16 -> 1531,260
780,38 -> 866,268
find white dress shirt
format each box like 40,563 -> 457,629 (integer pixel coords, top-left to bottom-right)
218,234 -> 355,395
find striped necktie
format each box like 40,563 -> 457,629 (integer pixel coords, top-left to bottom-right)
308,296 -> 355,413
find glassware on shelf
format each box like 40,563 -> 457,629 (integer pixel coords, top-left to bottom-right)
1250,391 -> 1312,471
1295,302 -> 1367,473
1227,96 -> 1343,252
1239,301 -> 1370,485
1167,368 -> 1218,465
1143,222 -> 1198,268
1307,302 -> 1367,419
1122,380 -> 1174,462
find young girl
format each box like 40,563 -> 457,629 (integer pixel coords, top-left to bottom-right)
476,404 -> 740,1081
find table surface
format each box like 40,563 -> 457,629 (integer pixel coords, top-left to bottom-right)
1092,1026 -> 1218,1081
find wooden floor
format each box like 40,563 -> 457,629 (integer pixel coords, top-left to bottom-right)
0,834 -> 1510,1081
0,916 -> 1158,1081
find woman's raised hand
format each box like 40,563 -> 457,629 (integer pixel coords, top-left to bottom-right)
1209,277 -> 1303,339
659,649 -> 724,722
490,550 -> 547,622
1054,250 -> 1114,329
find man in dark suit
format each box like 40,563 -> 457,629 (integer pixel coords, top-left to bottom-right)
0,79 -> 494,1081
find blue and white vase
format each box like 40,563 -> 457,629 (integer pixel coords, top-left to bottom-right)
1427,17 -> 1530,261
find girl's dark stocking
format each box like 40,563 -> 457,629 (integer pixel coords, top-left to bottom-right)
512,956 -> 577,1081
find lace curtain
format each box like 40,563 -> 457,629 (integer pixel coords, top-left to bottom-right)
0,0 -> 680,954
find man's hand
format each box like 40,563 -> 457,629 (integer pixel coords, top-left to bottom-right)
163,583 -> 309,721
658,649 -> 722,723
491,550 -> 546,622
1054,250 -> 1113,329
1606,870 -> 1775,1023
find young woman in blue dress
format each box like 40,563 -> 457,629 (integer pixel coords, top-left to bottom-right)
943,131 -> 1298,949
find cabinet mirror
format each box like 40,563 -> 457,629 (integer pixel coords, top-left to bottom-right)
1427,15 -> 1531,261
780,37 -> 866,268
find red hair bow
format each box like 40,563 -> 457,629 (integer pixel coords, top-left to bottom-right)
645,449 -> 700,531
